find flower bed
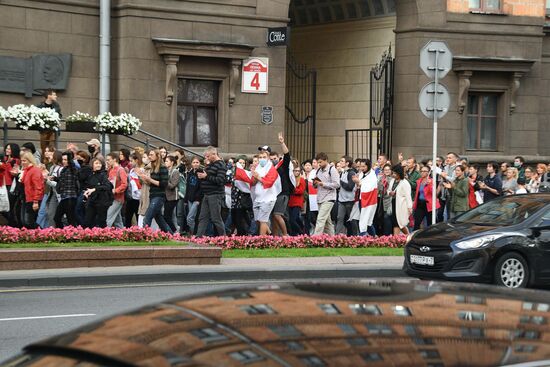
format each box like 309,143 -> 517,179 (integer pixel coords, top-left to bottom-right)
192,234 -> 407,250
0,227 -> 406,249
0,226 -> 184,244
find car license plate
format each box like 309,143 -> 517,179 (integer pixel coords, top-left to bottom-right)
410,255 -> 434,266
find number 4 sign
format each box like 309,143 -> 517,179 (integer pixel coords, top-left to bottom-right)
242,57 -> 268,94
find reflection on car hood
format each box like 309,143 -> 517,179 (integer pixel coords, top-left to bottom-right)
412,222 -> 499,246
7,280 -> 550,367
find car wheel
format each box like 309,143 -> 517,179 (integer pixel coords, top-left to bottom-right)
494,252 -> 529,289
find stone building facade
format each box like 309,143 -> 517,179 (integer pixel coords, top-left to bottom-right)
0,0 -> 289,155
393,0 -> 550,164
1,0 -> 549,164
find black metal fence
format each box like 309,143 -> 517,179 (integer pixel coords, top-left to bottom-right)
345,129 -> 381,161
345,46 -> 394,162
1,121 -> 203,158
285,55 -> 317,164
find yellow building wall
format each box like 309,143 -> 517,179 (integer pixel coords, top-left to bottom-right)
289,16 -> 396,161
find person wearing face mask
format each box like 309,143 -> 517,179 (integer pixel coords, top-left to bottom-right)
74,150 -> 92,226
83,158 -> 114,228
251,150 -> 281,236
85,139 -> 104,162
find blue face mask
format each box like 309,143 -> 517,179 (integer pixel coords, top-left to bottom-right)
259,158 -> 268,167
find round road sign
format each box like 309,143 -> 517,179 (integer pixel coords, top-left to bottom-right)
418,82 -> 450,119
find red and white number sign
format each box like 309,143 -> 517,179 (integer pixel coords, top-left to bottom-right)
242,57 -> 268,94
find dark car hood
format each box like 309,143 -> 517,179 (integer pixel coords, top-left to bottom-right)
6,280 -> 550,367
411,221 -> 501,246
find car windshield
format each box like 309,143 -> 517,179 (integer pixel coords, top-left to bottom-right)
454,196 -> 548,226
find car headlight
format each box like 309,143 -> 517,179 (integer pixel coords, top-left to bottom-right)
455,234 -> 505,249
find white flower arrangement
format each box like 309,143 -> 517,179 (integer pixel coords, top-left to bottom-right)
0,106 -> 7,121
94,112 -> 141,135
6,104 -> 60,131
66,111 -> 94,123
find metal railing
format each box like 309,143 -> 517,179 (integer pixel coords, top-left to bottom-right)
1,121 -> 203,158
345,128 -> 381,162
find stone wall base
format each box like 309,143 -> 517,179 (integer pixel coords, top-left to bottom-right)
0,246 -> 221,270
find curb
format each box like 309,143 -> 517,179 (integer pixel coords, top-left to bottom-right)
0,265 -> 406,288
0,247 -> 221,271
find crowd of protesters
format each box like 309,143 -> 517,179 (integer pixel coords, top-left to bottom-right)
1,134 -> 549,236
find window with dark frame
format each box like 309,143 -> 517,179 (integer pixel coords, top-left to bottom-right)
469,0 -> 500,12
177,79 -> 219,147
466,93 -> 498,151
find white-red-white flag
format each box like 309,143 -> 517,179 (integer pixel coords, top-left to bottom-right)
359,169 -> 378,233
234,163 -> 253,194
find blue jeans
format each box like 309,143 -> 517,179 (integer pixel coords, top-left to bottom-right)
289,206 -> 304,236
187,201 -> 199,234
36,193 -> 49,228
144,196 -> 173,234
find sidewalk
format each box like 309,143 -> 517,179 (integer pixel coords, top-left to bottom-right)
0,256 -> 405,288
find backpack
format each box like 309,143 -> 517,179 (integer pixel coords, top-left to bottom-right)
177,169 -> 187,199
539,173 -> 550,193
315,166 -> 335,183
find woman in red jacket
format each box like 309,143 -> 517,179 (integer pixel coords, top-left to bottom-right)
288,160 -> 306,236
2,143 -> 21,227
19,152 -> 45,229
468,163 -> 483,209
413,167 -> 440,230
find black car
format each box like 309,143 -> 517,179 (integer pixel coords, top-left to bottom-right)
404,193 -> 550,288
4,279 -> 550,366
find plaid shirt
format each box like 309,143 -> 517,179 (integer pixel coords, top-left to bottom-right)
57,166 -> 79,200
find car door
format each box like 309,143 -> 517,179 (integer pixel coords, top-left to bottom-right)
533,206 -> 550,284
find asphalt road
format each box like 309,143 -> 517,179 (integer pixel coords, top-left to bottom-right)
0,281 -> 261,362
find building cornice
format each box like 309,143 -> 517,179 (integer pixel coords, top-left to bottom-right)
452,56 -> 537,73
153,38 -> 255,60
394,27 -> 544,38
113,2 -> 290,24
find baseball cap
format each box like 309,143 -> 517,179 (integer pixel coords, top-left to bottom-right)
258,145 -> 272,153
86,138 -> 101,146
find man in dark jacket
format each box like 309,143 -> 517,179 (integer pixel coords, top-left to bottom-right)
196,147 -> 227,236
36,89 -> 61,153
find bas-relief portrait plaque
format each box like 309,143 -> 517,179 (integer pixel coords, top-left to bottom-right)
0,53 -> 71,97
